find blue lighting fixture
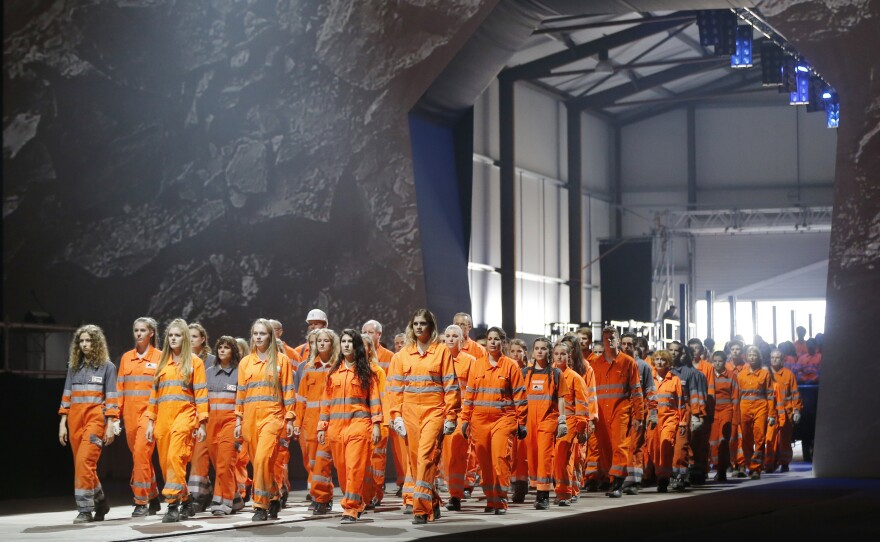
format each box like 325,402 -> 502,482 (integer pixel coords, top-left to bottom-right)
789,63 -> 810,105
730,25 -> 753,68
825,92 -> 840,128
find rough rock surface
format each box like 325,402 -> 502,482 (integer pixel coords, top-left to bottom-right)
3,0 -> 490,350
760,0 -> 880,477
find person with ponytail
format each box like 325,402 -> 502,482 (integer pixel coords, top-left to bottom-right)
204,336 -> 243,515
314,330 -> 382,523
234,318 -> 296,521
187,322 -> 215,511
117,317 -> 162,516
145,319 -> 209,523
58,324 -> 118,524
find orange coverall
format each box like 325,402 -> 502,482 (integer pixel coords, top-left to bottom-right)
693,359 -> 716,476
459,338 -> 487,490
274,355 -> 300,497
203,363 -> 238,513
443,351 -> 475,499
737,366 -> 774,473
650,371 -> 686,481
554,367 -> 588,500
710,368 -> 741,472
765,367 -> 801,470
387,343 -> 460,520
235,353 -> 295,510
296,360 -> 333,503
363,363 -> 389,506
60,362 -> 119,512
146,357 -> 209,504
624,358 -> 656,487
589,352 -> 645,482
314,363 -> 383,519
522,364 -> 565,492
460,354 -> 527,511
117,346 -> 161,505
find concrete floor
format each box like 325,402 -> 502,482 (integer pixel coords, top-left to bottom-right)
0,464 -> 819,542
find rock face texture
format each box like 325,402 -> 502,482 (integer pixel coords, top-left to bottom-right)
3,0 -> 492,350
761,0 -> 880,477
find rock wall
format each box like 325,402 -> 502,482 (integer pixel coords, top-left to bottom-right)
761,0 -> 880,477
3,0 -> 493,351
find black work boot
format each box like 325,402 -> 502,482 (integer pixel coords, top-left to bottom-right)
180,499 -> 195,519
148,497 -> 161,515
534,491 -> 549,510
412,514 -> 428,525
512,480 -> 527,503
606,478 -> 623,498
93,497 -> 110,521
658,478 -> 669,493
132,504 -> 149,517
622,482 -> 640,495
446,497 -> 461,511
73,511 -> 93,524
162,505 -> 180,523
313,501 -> 331,515
268,499 -> 281,519
252,508 -> 268,521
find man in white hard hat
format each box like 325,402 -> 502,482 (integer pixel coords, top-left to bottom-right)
295,309 -> 328,359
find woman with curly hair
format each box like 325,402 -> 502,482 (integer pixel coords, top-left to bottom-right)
145,319 -> 209,523
234,318 -> 296,521
314,330 -> 382,523
58,324 -> 119,524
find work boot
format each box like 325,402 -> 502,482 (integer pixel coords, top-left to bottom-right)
280,489 -> 289,508
446,497 -> 461,511
689,471 -> 706,485
534,491 -> 549,510
395,486 -> 403,497
584,480 -> 599,493
268,499 -> 281,519
749,471 -> 761,480
212,508 -> 228,516
484,506 -> 495,513
180,499 -> 195,519
657,479 -> 669,493
622,483 -> 640,496
148,497 -> 161,515
93,497 -> 110,521
557,499 -> 571,507
781,464 -> 790,473
433,505 -> 441,519
463,488 -> 473,499
244,485 -> 252,503
232,496 -> 244,512
673,476 -> 688,492
599,481 -> 611,492
403,504 -> 413,515
606,478 -> 623,498
512,480 -> 527,503
412,514 -> 428,525
162,505 -> 180,523
313,501 -> 331,515
252,508 -> 268,521
765,465 -> 777,474
132,504 -> 149,517
73,511 -> 93,524
735,467 -> 747,478
494,508 -> 507,515
340,515 -> 357,524
714,470 -> 728,482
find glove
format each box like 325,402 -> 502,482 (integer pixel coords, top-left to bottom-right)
556,416 -> 568,438
691,415 -> 702,432
392,417 -> 407,437
793,410 -> 802,424
767,416 -> 776,427
647,410 -> 658,430
461,421 -> 470,440
577,432 -> 587,444
112,418 -> 122,436
517,425 -> 527,440
443,420 -> 457,436
587,420 -> 596,436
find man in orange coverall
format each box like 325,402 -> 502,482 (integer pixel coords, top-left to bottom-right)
765,349 -> 802,473
621,333 -> 656,495
387,309 -> 460,525
362,319 -> 395,505
737,346 -> 775,479
588,327 -> 644,498
441,324 -> 475,512
460,326 -> 527,514
710,351 -> 740,481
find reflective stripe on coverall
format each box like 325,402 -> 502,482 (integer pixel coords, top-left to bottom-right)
117,346 -> 161,504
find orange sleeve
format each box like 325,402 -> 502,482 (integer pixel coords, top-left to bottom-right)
193,359 -> 209,423
235,359 -> 246,418
573,375 -> 588,433
675,378 -> 687,426
115,355 -> 126,415
510,360 -> 527,427
585,365 -> 598,420
370,370 -> 383,424
281,357 -> 296,421
317,372 -> 332,432
629,360 -> 645,419
58,369 -> 72,416
731,375 -> 741,426
440,347 -> 461,422
764,372 -> 774,416
386,353 -> 403,421
146,374 -> 159,421
460,364 -> 476,424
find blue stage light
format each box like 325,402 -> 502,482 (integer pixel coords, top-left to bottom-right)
730,25 -> 753,68
821,91 -> 832,99
789,64 -> 810,105
826,102 -> 840,128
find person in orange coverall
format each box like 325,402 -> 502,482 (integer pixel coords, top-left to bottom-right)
737,345 -> 775,479
233,319 -> 296,521
296,328 -> 337,513
710,351 -> 740,481
441,324 -> 475,512
521,337 -> 564,510
117,317 -> 162,517
460,326 -> 527,515
314,330 -> 383,523
266,319 -> 300,508
360,333 -> 388,509
621,333 -> 657,495
589,327 -> 645,498
452,312 -> 486,500
552,341 -> 589,506
186,322 -> 215,512
558,333 -> 595,502
58,324 -> 119,524
387,309 -> 461,524
508,338 -> 531,502
145,319 -> 208,523
203,336 -> 242,515
362,320 -> 398,503
765,349 -> 802,473
648,350 -> 687,493
688,338 -> 716,484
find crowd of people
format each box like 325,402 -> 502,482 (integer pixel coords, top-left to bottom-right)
57,308 -> 815,525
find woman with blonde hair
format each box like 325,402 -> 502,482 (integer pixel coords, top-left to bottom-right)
59,324 -> 119,524
117,317 -> 162,517
187,322 -> 216,510
145,319 -> 209,522
234,318 -> 296,521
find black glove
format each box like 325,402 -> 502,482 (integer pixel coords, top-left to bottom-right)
461,421 -> 470,440
517,425 -> 527,440
577,432 -> 587,444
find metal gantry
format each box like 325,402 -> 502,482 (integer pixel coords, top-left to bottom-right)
655,206 -> 833,236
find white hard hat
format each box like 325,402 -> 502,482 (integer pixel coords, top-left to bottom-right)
305,309 -> 328,324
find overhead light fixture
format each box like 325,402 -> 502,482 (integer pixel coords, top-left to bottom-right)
821,91 -> 832,99
594,59 -> 614,73
730,25 -> 753,68
789,61 -> 810,105
761,42 -> 784,86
